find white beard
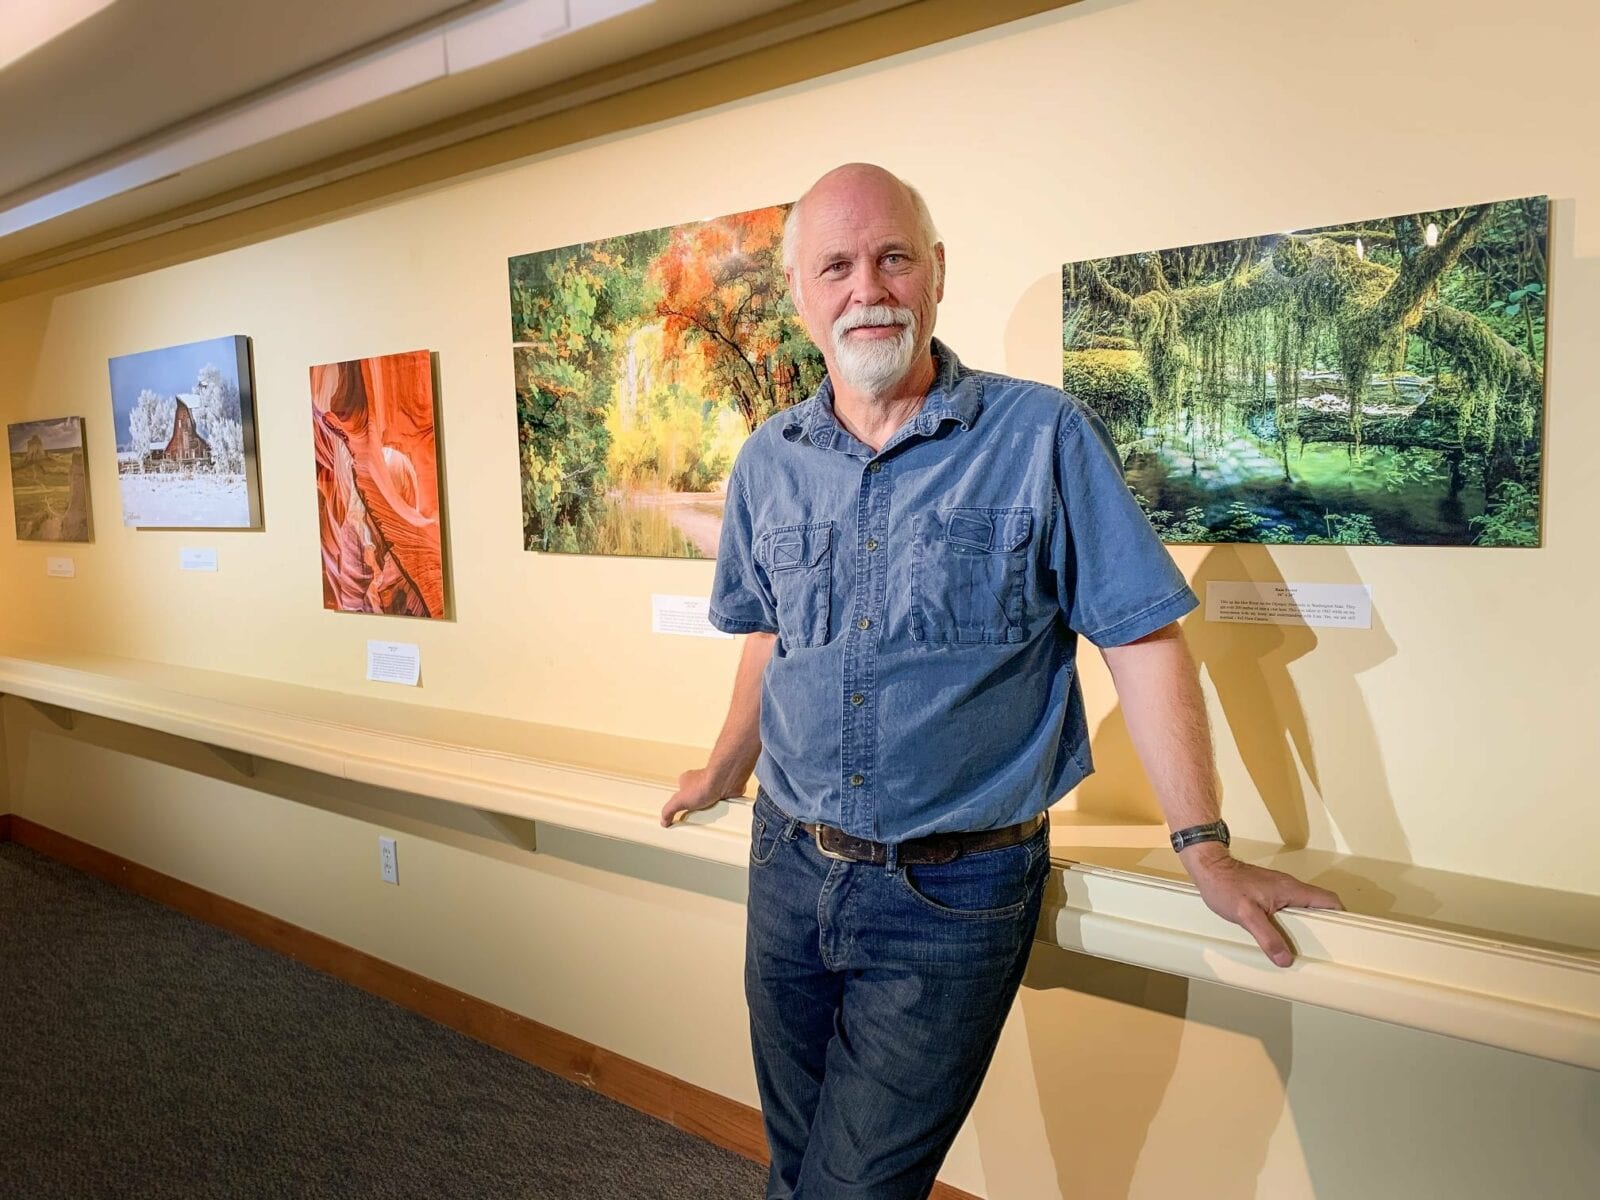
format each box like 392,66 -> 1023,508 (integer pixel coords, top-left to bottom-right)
831,305 -> 917,396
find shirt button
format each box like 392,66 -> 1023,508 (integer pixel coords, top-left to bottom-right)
857,617 -> 871,631
865,538 -> 879,551
850,774 -> 865,787
850,693 -> 864,706
867,461 -> 882,473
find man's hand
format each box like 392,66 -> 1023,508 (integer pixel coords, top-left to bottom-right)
1181,845 -> 1344,967
661,632 -> 773,829
660,767 -> 743,828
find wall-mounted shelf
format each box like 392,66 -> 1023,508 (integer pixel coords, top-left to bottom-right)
2,643 -> 1595,1071
0,644 -> 751,866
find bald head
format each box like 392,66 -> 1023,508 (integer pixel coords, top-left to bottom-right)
782,164 -> 941,284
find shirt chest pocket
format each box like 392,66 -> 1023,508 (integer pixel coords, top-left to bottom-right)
756,521 -> 833,649
911,507 -> 1033,645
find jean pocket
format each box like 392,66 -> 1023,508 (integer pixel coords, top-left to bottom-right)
910,507 -> 1033,645
757,520 -> 832,648
750,812 -> 783,865
899,837 -> 1042,920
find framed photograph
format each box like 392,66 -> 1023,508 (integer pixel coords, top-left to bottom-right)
1063,198 -> 1548,546
8,416 -> 91,542
509,203 -> 824,557
311,349 -> 446,619
107,335 -> 262,529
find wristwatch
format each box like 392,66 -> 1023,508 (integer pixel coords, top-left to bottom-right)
1170,819 -> 1230,854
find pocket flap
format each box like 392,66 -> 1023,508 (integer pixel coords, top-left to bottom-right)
944,507 -> 1031,552
764,521 -> 832,570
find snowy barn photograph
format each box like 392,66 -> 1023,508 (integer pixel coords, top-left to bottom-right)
107,335 -> 261,528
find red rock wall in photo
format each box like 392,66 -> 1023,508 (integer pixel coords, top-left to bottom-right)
311,350 -> 445,618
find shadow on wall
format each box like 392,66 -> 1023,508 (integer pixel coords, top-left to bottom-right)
1,296 -> 59,620
0,295 -> 52,417
1076,545 -> 1412,870
970,940 -> 1297,1199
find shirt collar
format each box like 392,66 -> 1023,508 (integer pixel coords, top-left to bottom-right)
780,338 -> 984,450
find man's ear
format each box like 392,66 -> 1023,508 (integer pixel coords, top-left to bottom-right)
935,243 -> 946,303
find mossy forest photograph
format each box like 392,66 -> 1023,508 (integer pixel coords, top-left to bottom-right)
1063,198 -> 1547,546
509,204 -> 824,558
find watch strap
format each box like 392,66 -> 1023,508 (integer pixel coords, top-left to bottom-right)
1170,819 -> 1230,853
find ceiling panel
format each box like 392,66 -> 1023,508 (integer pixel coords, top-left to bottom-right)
0,0 -> 483,196
0,0 -> 979,279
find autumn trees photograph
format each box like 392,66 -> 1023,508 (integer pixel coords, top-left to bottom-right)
1063,198 -> 1548,546
509,203 -> 824,558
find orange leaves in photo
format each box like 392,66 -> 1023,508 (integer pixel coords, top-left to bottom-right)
649,205 -> 801,432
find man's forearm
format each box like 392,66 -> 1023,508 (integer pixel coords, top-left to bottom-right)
1100,624 -> 1344,960
1098,623 -> 1224,845
704,631 -> 775,795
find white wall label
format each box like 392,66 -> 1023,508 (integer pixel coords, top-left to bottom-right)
366,640 -> 421,686
46,556 -> 76,578
1206,581 -> 1372,629
651,594 -> 733,639
180,547 -> 218,572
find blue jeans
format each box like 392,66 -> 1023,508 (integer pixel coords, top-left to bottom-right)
745,790 -> 1051,1199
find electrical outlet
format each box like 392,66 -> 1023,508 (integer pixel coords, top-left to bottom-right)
378,836 -> 399,885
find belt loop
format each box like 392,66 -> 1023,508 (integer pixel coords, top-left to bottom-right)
884,840 -> 899,872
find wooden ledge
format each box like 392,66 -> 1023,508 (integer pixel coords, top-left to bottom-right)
2,644 -> 1596,1070
0,644 -> 751,867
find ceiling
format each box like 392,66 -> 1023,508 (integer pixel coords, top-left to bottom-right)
0,0 -> 485,196
0,0 -> 917,280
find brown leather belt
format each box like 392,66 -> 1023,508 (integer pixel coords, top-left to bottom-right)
799,814 -> 1045,866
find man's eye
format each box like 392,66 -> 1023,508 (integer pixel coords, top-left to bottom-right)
883,254 -> 906,265
825,261 -> 849,273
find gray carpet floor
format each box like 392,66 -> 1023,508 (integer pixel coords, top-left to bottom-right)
0,842 -> 765,1199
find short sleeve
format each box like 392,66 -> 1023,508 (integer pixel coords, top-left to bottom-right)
708,460 -> 779,635
1052,402 -> 1197,645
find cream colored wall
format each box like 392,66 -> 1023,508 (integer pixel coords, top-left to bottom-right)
3,1 -> 1598,1197
2,0 -> 1597,894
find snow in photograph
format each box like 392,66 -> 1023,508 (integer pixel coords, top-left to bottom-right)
107,335 -> 258,528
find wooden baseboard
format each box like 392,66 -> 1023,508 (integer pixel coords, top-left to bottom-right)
5,817 -> 979,1200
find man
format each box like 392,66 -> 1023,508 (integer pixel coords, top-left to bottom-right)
661,163 -> 1342,1199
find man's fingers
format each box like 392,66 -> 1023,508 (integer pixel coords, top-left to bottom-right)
1236,904 -> 1294,968
1297,884 -> 1345,911
659,792 -> 723,827
659,796 -> 696,827
1196,863 -> 1338,964
1268,876 -> 1344,912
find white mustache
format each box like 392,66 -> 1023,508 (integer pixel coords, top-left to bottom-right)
834,306 -> 914,336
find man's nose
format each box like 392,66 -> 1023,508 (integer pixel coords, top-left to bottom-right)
850,261 -> 893,305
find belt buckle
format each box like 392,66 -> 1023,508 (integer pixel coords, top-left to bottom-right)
813,824 -> 854,863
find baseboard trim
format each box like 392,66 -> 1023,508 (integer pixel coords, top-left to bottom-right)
5,817 -> 979,1200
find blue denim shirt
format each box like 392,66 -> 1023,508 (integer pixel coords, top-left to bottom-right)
709,340 -> 1197,840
